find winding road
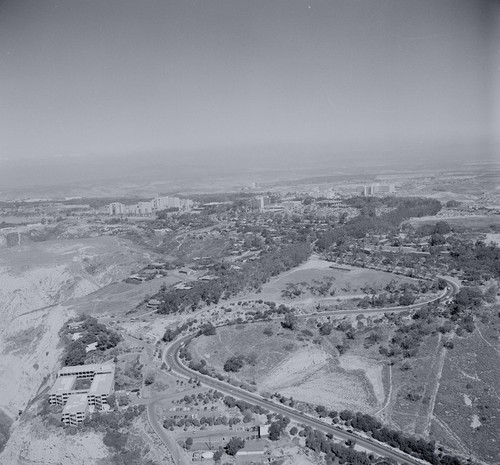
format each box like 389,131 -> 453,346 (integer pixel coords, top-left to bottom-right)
159,276 -> 460,464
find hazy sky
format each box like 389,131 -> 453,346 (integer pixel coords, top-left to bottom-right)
0,0 -> 496,161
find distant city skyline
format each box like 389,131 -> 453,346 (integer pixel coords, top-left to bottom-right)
0,0 -> 497,166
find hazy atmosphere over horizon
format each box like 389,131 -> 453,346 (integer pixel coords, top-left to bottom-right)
0,0 -> 498,174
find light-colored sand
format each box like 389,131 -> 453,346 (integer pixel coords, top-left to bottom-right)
485,233 -> 500,246
470,414 -> 481,429
338,355 -> 385,405
278,368 -> 375,413
260,346 -> 331,391
260,347 -> 384,413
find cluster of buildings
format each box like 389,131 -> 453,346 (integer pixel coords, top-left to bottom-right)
356,184 -> 395,196
108,196 -> 193,216
49,363 -> 115,426
250,196 -> 270,210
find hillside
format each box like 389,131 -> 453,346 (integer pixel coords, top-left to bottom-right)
0,236 -> 150,462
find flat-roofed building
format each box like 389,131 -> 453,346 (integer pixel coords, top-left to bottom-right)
109,202 -> 126,215
67,321 -> 85,330
236,440 -> 266,456
49,375 -> 78,405
62,394 -> 89,426
58,363 -> 114,379
87,372 -> 115,408
50,363 -> 115,425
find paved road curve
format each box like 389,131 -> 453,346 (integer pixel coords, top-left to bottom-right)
162,277 -> 460,465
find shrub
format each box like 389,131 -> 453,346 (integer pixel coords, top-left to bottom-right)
223,355 -> 245,372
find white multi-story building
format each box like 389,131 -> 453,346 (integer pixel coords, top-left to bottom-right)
109,202 -> 126,215
108,196 -> 193,216
87,372 -> 115,409
61,394 -> 89,426
357,184 -> 395,196
49,363 -> 115,425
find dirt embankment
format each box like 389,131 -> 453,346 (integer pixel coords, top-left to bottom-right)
1,420 -> 109,465
0,236 -> 150,463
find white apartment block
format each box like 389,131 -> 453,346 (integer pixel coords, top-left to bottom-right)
49,363 -> 115,425
61,393 -> 89,426
108,196 -> 193,216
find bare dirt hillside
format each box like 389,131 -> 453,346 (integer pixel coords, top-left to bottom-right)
0,236 -> 150,463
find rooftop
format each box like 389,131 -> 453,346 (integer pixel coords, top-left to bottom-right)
88,372 -> 114,396
49,375 -> 76,395
58,363 -> 115,377
62,394 -> 88,415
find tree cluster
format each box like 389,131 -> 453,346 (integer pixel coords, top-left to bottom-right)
449,239 -> 500,282
162,320 -> 197,342
156,241 -> 310,315
63,317 -> 122,366
225,437 -> 245,455
317,197 -> 442,251
223,395 -> 267,415
319,410 -> 464,465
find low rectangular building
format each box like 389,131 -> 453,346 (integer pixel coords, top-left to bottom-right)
58,363 -> 114,379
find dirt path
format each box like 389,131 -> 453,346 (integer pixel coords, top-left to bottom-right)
374,364 -> 392,420
476,325 -> 500,356
432,414 -> 471,455
421,334 -> 446,436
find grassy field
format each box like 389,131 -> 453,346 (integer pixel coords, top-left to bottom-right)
432,321 -> 500,464
190,322 -> 299,385
255,256 -> 419,302
387,334 -> 444,436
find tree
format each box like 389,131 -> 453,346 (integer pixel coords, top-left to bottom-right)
281,312 -> 298,330
185,437 -> 193,449
200,323 -> 217,336
162,328 -> 176,342
345,438 -> 356,448
319,323 -> 333,335
225,437 -> 245,455
103,430 -> 128,451
399,290 -> 415,306
64,340 -> 87,366
144,373 -> 155,386
430,233 -> 446,246
107,393 -> 116,409
223,355 -> 245,372
269,421 -> 283,440
484,284 -> 498,303
213,449 -> 224,461
434,221 -> 451,235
